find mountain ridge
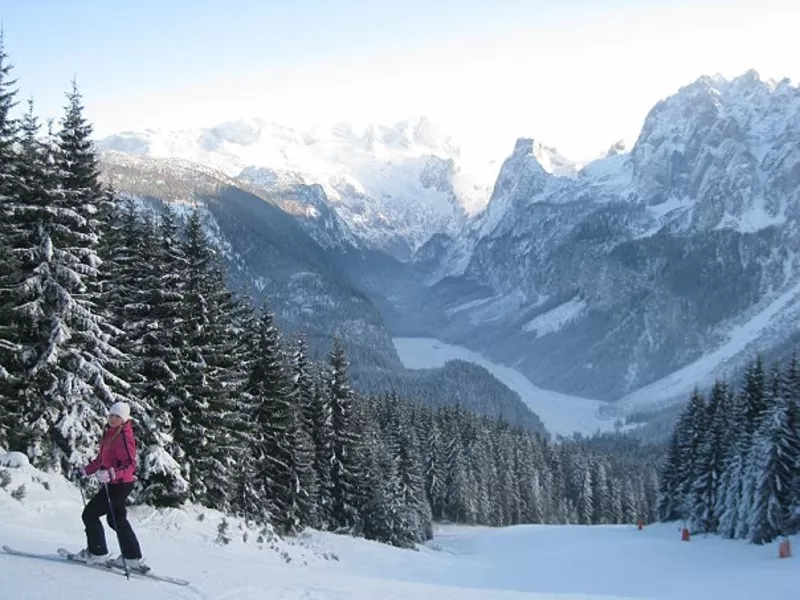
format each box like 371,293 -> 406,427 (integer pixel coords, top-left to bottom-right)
96,69 -> 800,423
98,115 -> 505,260
414,69 -> 799,410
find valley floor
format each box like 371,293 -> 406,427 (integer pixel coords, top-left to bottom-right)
1,460 -> 796,600
392,337 -> 621,437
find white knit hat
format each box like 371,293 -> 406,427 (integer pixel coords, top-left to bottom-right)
108,402 -> 131,422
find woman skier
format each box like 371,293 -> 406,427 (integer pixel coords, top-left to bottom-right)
74,401 -> 147,572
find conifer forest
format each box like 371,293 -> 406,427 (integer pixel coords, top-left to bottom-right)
657,355 -> 800,544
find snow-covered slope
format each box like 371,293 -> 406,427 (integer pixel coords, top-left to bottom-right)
98,117 -> 506,258
1,456 -> 796,600
610,277 -> 800,415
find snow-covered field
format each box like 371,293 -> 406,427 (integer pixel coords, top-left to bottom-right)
392,337 -> 619,436
1,457 -> 796,599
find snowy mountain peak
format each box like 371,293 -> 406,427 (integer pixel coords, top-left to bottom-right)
678,69 -> 797,106
376,116 -> 458,153
605,140 -> 627,157
97,116 -> 502,257
512,137 -> 536,155
420,69 -> 800,411
470,137 -> 571,238
511,137 -> 578,178
626,69 -> 800,229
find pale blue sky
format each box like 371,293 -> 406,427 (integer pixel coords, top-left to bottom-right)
2,0 -> 798,160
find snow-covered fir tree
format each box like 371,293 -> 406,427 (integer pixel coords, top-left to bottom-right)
715,391 -> 747,538
226,293 -> 263,523
659,354 -> 800,544
133,205 -> 191,506
243,305 -> 296,531
327,338 -> 363,532
0,35 -> 19,448
106,205 -> 189,506
784,352 -> 800,533
177,210 -> 232,508
309,360 -> 334,529
286,336 -> 320,529
423,411 -> 446,520
690,381 -> 731,533
357,407 -> 407,546
387,399 -> 432,540
1,81 -> 130,473
748,366 -> 800,543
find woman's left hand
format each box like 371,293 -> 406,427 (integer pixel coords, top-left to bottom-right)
96,468 -> 115,483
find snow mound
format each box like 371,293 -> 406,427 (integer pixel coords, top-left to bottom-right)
0,452 -> 29,468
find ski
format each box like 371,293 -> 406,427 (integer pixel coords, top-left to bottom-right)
56,548 -> 189,586
1,545 -> 189,587
3,544 -> 135,579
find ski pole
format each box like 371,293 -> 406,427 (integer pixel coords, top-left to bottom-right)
103,482 -> 130,579
73,468 -> 87,507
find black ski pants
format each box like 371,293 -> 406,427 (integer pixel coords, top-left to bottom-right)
82,482 -> 142,559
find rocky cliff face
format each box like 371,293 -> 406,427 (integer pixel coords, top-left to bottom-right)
413,71 -> 800,410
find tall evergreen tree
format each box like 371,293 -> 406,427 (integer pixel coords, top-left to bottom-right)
115,208 -> 188,507
244,305 -> 294,531
1,84 -> 129,472
287,336 -> 320,529
591,458 -> 609,524
327,338 -> 362,531
716,390 -> 748,538
691,381 -> 730,533
781,350 -> 800,534
224,293 -> 263,522
0,100 -> 50,455
389,400 -> 432,540
735,359 -> 769,539
748,365 -> 800,543
576,457 -> 594,525
0,30 -> 18,200
657,427 -> 682,521
423,410 -> 446,520
309,366 -> 334,529
173,209 -> 239,510
0,41 -> 22,449
677,389 -> 707,523
357,412 -> 407,546
443,409 -> 469,522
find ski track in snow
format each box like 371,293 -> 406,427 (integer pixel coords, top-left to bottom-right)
1,461 -> 797,600
391,337 -> 619,437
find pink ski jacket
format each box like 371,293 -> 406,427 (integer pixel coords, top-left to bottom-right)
84,420 -> 137,484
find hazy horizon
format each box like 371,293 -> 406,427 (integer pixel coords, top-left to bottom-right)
2,0 -> 799,161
